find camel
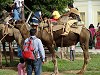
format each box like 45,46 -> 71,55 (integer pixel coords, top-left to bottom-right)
14,16 -> 90,75
0,9 -> 24,66
0,9 -> 90,74
0,24 -> 23,66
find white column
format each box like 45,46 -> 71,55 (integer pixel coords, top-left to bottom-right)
88,1 -> 93,26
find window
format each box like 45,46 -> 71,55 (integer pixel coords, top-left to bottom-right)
80,12 -> 85,22
97,12 -> 100,23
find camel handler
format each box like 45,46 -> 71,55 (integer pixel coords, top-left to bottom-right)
14,0 -> 25,22
61,3 -> 84,36
50,7 -> 61,25
4,12 -> 13,34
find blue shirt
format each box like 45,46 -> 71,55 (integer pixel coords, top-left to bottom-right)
13,9 -> 20,21
32,11 -> 41,25
24,36 -> 45,61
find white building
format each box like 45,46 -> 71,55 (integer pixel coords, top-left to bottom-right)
74,0 -> 100,28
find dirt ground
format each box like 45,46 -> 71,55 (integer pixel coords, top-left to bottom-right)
41,71 -> 79,75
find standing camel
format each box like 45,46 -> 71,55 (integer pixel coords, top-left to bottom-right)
0,24 -> 23,66
0,9 -> 24,66
15,19 -> 90,75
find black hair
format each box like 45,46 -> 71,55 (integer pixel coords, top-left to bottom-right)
52,7 -> 56,11
30,29 -> 37,36
14,3 -> 18,9
89,24 -> 94,29
98,26 -> 100,31
97,23 -> 100,27
68,3 -> 74,8
76,8 -> 78,10
20,58 -> 24,63
42,14 -> 48,19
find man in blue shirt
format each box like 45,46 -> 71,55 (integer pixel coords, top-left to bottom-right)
24,29 -> 45,75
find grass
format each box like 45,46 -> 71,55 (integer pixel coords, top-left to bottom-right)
0,54 -> 100,75
42,54 -> 100,75
0,69 -> 17,75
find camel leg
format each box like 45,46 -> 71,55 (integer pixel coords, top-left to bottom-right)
9,42 -> 13,63
77,43 -> 89,75
47,45 -> 58,75
2,42 -> 9,66
13,28 -> 23,50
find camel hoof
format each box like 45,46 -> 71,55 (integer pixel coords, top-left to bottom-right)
51,72 -> 59,75
5,64 -> 9,67
0,66 -> 2,69
77,71 -> 83,75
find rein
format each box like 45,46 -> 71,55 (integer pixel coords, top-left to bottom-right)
0,34 -> 8,42
0,24 -> 15,42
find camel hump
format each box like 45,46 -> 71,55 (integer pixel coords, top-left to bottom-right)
53,25 -> 65,31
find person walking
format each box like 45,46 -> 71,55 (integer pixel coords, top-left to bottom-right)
95,26 -> 100,49
89,24 -> 96,49
70,45 -> 75,61
24,29 -> 45,75
17,58 -> 26,75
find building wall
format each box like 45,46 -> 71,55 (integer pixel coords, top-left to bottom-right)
74,0 -> 100,28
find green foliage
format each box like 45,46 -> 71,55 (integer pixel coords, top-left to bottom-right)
24,0 -> 74,17
0,0 -> 74,17
0,0 -> 13,10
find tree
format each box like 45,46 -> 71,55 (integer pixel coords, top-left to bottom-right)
0,0 -> 12,10
24,0 -> 74,17
0,0 -> 74,17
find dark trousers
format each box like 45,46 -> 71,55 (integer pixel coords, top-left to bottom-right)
26,58 -> 42,75
70,50 -> 75,61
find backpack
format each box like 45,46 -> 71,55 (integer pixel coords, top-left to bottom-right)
22,37 -> 35,60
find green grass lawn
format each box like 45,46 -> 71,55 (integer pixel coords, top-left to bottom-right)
0,54 -> 100,75
0,69 -> 17,75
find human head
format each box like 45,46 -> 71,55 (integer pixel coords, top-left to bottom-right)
43,14 -> 48,20
30,29 -> 37,36
13,3 -> 18,9
89,24 -> 94,29
98,26 -> 100,31
76,8 -> 78,10
97,23 -> 100,27
20,58 -> 24,63
51,7 -> 56,12
36,7 -> 41,11
68,3 -> 74,9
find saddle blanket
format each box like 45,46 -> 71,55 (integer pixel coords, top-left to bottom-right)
0,24 -> 13,36
53,25 -> 83,35
53,25 -> 65,31
70,25 -> 83,34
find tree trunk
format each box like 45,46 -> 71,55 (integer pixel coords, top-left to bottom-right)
0,43 -> 2,68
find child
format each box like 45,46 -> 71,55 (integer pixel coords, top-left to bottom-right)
70,45 -> 75,61
17,58 -> 26,75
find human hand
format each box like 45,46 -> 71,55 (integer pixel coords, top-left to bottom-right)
42,61 -> 45,64
60,15 -> 63,18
